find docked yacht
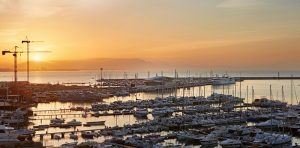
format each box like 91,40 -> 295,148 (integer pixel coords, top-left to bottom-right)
92,112 -> 101,117
53,134 -> 61,140
69,132 -> 78,140
115,90 -> 130,97
62,142 -> 78,147
134,108 -> 148,118
113,110 -> 122,115
0,125 -> 19,142
122,109 -> 131,114
220,139 -> 242,148
200,136 -> 218,146
152,108 -> 173,117
50,118 -> 65,124
81,131 -> 94,139
67,119 -> 82,126
254,132 -> 291,146
252,98 -> 287,108
211,76 -> 235,86
255,119 -> 283,129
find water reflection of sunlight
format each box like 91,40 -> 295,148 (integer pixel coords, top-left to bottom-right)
29,80 -> 300,147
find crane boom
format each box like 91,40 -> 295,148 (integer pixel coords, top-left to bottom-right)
2,46 -> 21,82
21,36 -> 45,82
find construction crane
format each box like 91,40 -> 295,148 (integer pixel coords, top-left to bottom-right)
2,46 -> 21,82
2,46 -> 51,83
22,36 -> 43,82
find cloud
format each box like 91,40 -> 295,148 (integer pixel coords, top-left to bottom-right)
217,0 -> 263,8
0,0 -> 69,18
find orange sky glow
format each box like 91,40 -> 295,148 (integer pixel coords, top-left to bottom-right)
0,0 -> 299,71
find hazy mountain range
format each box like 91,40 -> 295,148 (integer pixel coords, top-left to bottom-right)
0,58 -> 156,71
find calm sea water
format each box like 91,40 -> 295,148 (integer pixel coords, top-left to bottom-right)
31,79 -> 300,147
1,70 -> 297,104
1,70 -> 299,146
1,70 -> 299,84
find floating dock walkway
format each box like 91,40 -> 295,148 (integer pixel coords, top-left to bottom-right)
235,76 -> 300,81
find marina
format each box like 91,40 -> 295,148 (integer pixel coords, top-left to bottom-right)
0,73 -> 299,147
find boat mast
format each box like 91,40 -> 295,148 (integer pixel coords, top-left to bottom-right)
282,86 -> 285,103
281,85 -> 286,135
270,84 -> 273,132
291,75 -> 293,105
204,85 -> 206,98
161,71 -> 164,99
270,85 -> 272,101
246,86 -> 249,109
227,85 -> 230,95
252,86 -> 254,109
234,83 -> 237,97
199,85 -> 201,97
175,69 -> 177,99
192,84 -> 195,97
239,81 -> 242,99
222,85 -> 224,95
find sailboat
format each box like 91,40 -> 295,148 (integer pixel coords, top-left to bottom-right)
220,139 -> 242,148
255,85 -> 292,146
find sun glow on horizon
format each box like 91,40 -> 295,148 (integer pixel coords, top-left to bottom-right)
32,54 -> 43,62
0,0 -> 299,70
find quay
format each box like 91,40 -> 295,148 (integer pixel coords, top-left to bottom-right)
35,128 -> 111,141
34,113 -> 83,117
35,128 -> 106,136
33,109 -> 72,113
235,76 -> 300,81
31,111 -> 134,120
99,76 -> 300,81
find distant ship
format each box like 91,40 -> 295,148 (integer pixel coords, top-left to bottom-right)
211,76 -> 236,85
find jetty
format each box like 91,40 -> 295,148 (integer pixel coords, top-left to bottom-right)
235,76 -> 300,81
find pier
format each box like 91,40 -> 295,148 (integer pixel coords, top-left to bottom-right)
31,111 -> 135,120
35,128 -> 106,136
33,109 -> 73,113
35,128 -> 110,141
235,76 -> 300,81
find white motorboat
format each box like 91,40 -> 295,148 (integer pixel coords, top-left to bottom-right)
62,142 -> 78,147
211,76 -> 235,86
115,90 -> 130,97
0,125 -> 19,142
255,119 -> 283,128
67,119 -> 82,126
81,131 -> 94,139
113,110 -> 122,115
50,118 -> 65,124
53,134 -> 62,140
14,129 -> 35,135
200,136 -> 218,146
220,139 -> 242,148
253,98 -> 287,108
69,132 -> 78,140
122,109 -> 131,114
254,132 -> 291,146
93,112 -> 100,117
134,108 -> 148,118
152,108 -> 173,117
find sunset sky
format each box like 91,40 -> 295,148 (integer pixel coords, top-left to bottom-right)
0,0 -> 299,70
